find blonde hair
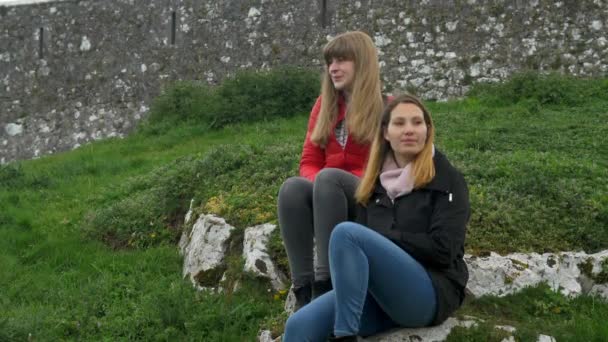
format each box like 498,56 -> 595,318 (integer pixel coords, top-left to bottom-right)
310,31 -> 384,146
355,94 -> 436,205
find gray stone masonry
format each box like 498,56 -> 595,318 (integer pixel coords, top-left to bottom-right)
1,0 -> 607,162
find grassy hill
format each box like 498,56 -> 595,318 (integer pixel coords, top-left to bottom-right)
1,70 -> 607,341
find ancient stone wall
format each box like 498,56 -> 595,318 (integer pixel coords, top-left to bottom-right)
1,0 -> 606,163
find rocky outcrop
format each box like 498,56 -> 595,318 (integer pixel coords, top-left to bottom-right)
466,250 -> 608,298
365,316 -> 479,342
258,330 -> 281,342
177,210 -> 606,341
179,214 -> 234,291
257,316 -> 558,342
180,209 -> 288,292
364,317 -> 560,342
272,250 -> 608,341
243,223 -> 288,291
280,250 -> 608,315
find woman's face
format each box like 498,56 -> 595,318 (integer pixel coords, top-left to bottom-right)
384,103 -> 428,165
327,57 -> 355,92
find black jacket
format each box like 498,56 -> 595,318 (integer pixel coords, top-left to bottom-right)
355,150 -> 469,325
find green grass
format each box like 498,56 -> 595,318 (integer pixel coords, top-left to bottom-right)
449,285 -> 608,341
0,120 -> 305,341
1,72 -> 607,340
428,99 -> 608,254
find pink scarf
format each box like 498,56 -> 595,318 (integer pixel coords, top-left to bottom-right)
379,155 -> 414,201
379,146 -> 434,201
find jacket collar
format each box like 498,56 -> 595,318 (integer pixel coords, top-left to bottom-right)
421,150 -> 452,193
373,150 -> 452,195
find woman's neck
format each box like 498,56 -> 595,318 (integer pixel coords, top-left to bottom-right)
342,90 -> 351,104
391,151 -> 413,169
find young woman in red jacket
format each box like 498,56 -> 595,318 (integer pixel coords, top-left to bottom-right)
277,31 -> 385,310
283,95 -> 470,341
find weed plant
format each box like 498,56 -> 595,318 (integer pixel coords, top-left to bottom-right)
143,66 -> 319,132
467,71 -> 608,107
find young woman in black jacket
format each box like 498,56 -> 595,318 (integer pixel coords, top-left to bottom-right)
283,94 -> 470,341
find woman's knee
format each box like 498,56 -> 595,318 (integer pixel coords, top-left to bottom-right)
330,221 -> 363,245
283,293 -> 335,341
279,177 -> 312,205
313,169 -> 358,210
283,313 -> 311,341
314,168 -> 348,187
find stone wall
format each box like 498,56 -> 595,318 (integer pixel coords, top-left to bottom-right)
1,0 -> 607,163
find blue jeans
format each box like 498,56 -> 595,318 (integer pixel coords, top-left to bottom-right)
283,222 -> 437,341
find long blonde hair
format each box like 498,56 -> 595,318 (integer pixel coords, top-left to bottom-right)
355,94 -> 436,205
310,31 -> 384,146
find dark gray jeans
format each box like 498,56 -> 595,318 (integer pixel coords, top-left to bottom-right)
278,168 -> 359,287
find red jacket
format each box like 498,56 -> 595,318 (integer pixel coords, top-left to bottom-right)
299,95 -> 371,181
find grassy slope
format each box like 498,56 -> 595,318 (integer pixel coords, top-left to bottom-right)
0,120 -> 307,341
1,83 -> 607,340
429,99 -> 608,254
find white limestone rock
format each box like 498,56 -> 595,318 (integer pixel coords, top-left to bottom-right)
0,52 -> 10,62
469,63 -> 481,77
5,123 -> 23,136
178,199 -> 196,253
39,123 -> 50,133
591,20 -> 603,31
180,214 -> 234,289
419,65 -> 432,74
243,223 -> 288,291
80,36 -> 92,51
425,89 -> 444,101
411,59 -> 426,68
258,329 -> 281,342
284,285 -> 296,315
248,7 -> 261,17
590,284 -> 608,298
465,251 -> 608,299
495,325 -> 516,333
184,199 -> 195,225
406,32 -> 415,43
445,52 -> 457,59
374,34 -> 392,47
410,77 -> 425,88
537,334 -> 556,342
445,21 -> 458,32
364,317 -> 479,341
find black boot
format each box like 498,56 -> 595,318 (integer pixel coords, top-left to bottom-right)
293,283 -> 312,312
312,278 -> 333,299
